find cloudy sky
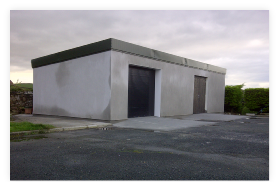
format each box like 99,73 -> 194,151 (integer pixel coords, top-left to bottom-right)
10,10 -> 269,88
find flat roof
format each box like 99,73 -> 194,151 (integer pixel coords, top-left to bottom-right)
31,38 -> 226,74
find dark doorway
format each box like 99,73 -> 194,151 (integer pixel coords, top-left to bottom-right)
128,66 -> 155,118
193,76 -> 207,114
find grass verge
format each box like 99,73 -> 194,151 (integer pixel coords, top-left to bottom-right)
10,122 -> 55,133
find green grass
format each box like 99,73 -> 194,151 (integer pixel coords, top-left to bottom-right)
14,83 -> 33,89
10,83 -> 33,92
10,122 -> 55,133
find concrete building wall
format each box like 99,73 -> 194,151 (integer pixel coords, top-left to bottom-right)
33,51 -> 111,120
110,50 -> 225,120
205,71 -> 226,113
33,50 -> 225,121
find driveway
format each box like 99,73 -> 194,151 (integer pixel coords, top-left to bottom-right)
10,116 -> 269,180
113,114 -> 248,131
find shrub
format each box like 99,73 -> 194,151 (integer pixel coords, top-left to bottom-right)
224,84 -> 244,113
241,106 -> 250,115
244,88 -> 269,113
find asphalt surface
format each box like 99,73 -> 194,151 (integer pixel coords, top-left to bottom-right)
10,117 -> 269,180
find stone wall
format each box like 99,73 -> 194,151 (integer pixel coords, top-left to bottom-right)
10,91 -> 33,114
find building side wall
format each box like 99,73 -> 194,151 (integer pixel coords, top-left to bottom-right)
206,71 -> 226,113
33,51 -> 111,120
110,51 -> 225,120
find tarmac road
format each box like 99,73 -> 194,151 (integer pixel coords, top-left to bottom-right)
10,117 -> 269,180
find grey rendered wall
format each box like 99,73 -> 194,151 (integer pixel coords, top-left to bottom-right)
33,51 -> 111,120
205,71 -> 226,113
110,50 -> 225,120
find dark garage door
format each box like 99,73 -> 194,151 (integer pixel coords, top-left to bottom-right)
128,66 -> 155,118
193,76 -> 207,114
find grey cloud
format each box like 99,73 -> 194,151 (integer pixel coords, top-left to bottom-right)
10,10 -> 269,87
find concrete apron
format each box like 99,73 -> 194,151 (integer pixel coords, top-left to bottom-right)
12,113 -> 249,133
113,114 -> 249,131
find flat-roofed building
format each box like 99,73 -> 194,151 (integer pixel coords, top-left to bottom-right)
31,38 -> 226,121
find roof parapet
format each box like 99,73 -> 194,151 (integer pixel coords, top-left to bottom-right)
31,38 -> 226,74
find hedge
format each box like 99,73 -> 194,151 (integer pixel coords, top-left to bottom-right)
244,88 -> 269,113
224,84 -> 244,113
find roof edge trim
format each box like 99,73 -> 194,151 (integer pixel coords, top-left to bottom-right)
31,38 -> 112,68
31,38 -> 226,74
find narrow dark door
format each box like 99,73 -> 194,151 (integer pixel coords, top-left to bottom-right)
128,66 -> 155,118
193,76 -> 206,114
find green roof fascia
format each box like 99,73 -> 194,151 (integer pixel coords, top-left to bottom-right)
111,38 -> 155,59
31,38 -> 226,74
111,39 -> 226,74
31,38 -> 112,68
207,64 -> 227,74
111,39 -> 185,65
